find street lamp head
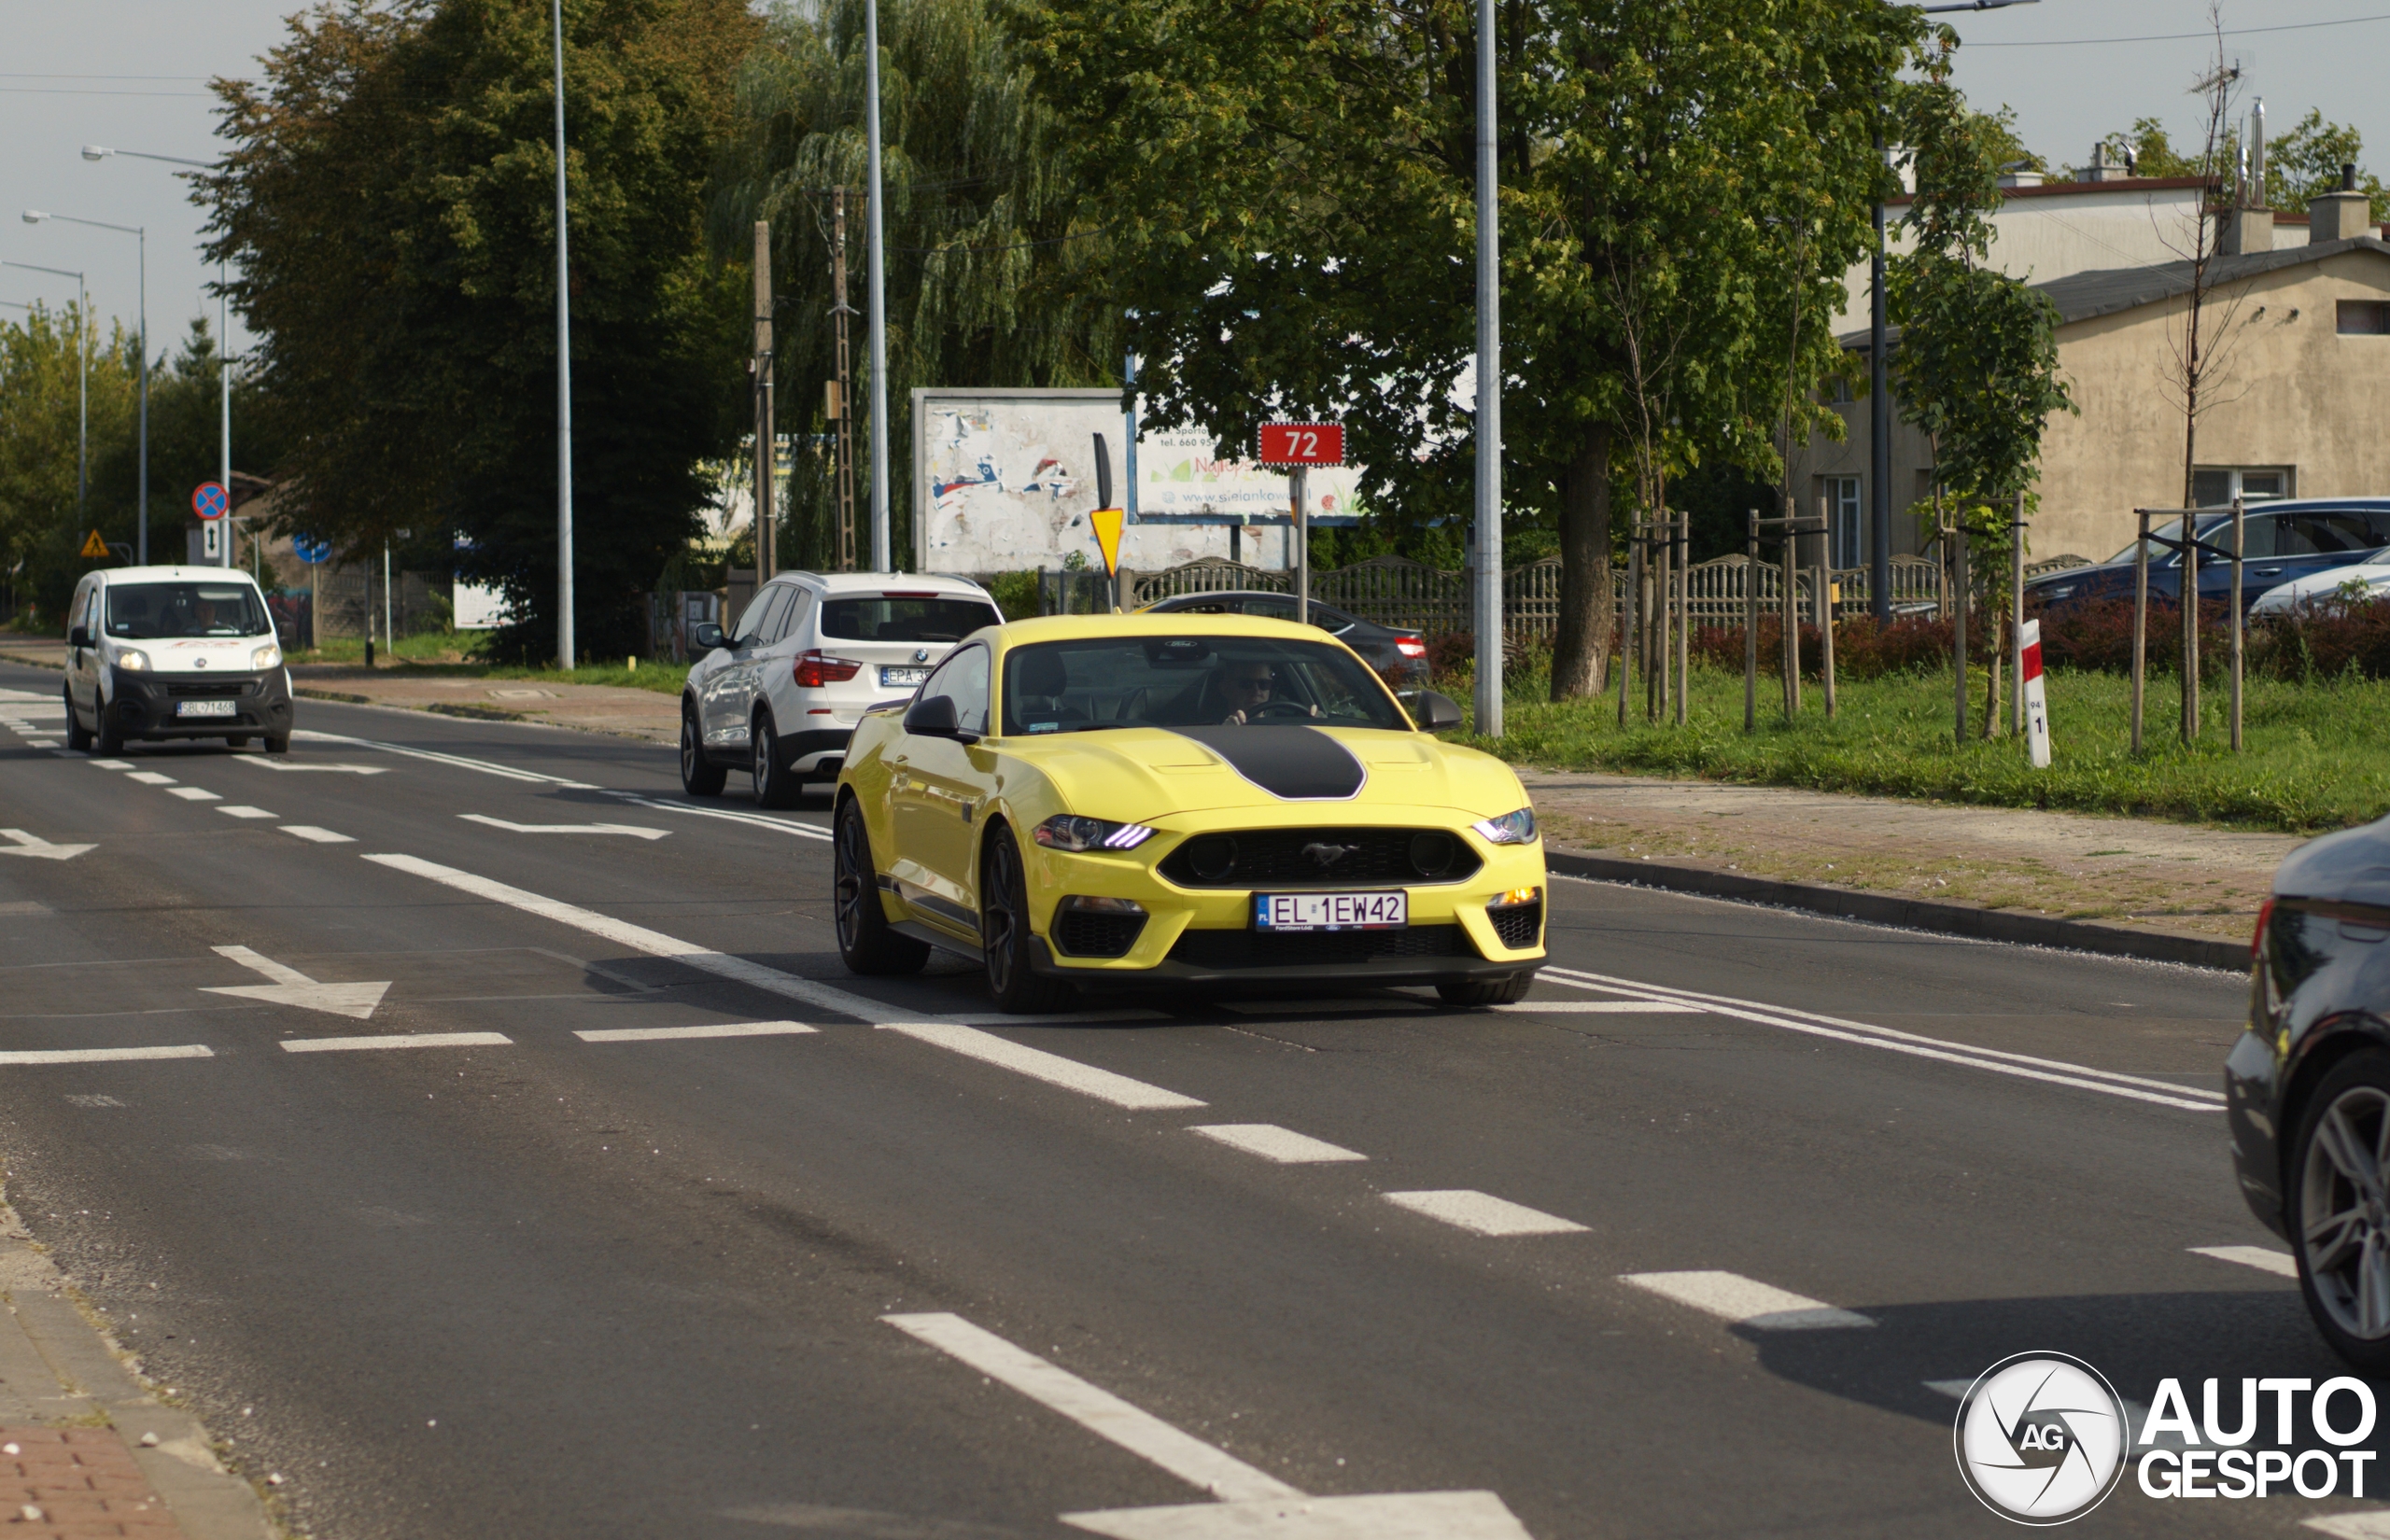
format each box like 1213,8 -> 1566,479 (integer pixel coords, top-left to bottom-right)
21,211 -> 47,224
80,146 -> 111,162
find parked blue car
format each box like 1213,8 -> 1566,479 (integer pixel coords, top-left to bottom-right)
2024,498 -> 2390,616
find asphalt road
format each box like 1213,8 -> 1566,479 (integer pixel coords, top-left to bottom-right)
0,661 -> 2357,1539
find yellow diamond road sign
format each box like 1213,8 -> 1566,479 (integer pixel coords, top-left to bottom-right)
1089,507 -> 1126,577
78,529 -> 109,559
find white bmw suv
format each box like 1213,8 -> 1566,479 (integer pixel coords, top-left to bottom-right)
681,570 -> 1004,806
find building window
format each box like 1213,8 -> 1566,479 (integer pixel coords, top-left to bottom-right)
2190,467 -> 2295,506
2336,300 -> 2389,335
1820,476 -> 1863,567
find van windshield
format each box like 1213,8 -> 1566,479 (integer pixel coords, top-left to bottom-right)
105,582 -> 271,639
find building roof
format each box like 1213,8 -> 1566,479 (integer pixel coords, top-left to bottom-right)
1882,175 -> 2212,208
1839,235 -> 2390,349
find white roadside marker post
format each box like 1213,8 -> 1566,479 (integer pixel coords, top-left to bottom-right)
2020,618 -> 2052,769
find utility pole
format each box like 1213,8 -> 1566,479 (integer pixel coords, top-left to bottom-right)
1470,0 -> 1503,736
219,259 -> 232,566
551,0 -> 575,667
753,220 -> 775,583
1869,133 -> 1891,626
864,0 -> 892,570
832,188 -> 857,571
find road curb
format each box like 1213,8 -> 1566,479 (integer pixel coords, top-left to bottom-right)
1543,848 -> 2251,973
0,647 -> 62,672
0,1210 -> 276,1539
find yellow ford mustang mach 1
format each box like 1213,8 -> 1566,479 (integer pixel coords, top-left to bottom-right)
832,613 -> 1546,1012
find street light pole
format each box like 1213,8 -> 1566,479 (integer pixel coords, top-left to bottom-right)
552,0 -> 575,667
23,210 -> 144,563
1471,0 -> 1502,736
864,0 -> 892,571
1,260 -> 86,525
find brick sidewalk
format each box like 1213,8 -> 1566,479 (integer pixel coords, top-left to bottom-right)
0,1429 -> 183,1539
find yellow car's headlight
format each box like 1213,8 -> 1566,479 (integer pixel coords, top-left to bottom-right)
1035,815 -> 1156,852
1471,807 -> 1538,846
115,649 -> 149,672
251,643 -> 282,670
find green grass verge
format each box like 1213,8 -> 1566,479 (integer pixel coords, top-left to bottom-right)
290,634 -> 689,696
1465,663 -> 2390,833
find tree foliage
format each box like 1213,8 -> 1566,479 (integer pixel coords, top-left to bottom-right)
205,0 -> 759,660
715,0 -> 1118,570
2092,109 -> 2388,222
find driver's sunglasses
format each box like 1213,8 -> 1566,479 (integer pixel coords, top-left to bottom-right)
1228,675 -> 1274,693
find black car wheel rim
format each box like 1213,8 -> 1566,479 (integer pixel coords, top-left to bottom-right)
983,839 -> 1018,993
2303,1085 -> 2390,1339
681,715 -> 698,779
834,813 -> 868,950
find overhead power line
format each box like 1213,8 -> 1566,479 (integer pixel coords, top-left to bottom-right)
1961,10 -> 2390,48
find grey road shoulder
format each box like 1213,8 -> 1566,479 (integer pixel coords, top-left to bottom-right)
0,1202 -> 276,1540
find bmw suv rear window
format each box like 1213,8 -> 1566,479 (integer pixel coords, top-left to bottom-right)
820,595 -> 999,643
105,582 -> 271,639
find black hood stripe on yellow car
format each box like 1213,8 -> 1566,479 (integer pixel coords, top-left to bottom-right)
1168,725 -> 1366,800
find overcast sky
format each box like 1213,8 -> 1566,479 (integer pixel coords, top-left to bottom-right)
2,1 -> 2383,357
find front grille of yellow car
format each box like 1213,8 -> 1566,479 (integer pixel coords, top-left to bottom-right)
1159,828 -> 1485,889
1488,898 -> 1543,949
1167,924 -> 1477,969
1053,909 -> 1148,959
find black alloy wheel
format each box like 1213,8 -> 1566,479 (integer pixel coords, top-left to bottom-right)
264,733 -> 290,755
752,715 -> 799,809
1437,970 -> 1538,1007
833,798 -> 928,975
980,825 -> 1073,1014
2292,1051 -> 2390,1374
62,685 -> 91,752
681,703 -> 726,796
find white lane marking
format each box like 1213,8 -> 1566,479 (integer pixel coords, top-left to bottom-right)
282,826 -> 355,844
1924,1379 -> 1975,1399
234,759 -> 387,775
1492,1001 -> 1705,1015
2190,1244 -> 2299,1279
201,945 -> 390,1020
878,1022 -> 1205,1110
1190,1124 -> 1367,1164
882,1312 -> 1302,1502
610,793 -> 833,842
1384,1190 -> 1588,1237
364,853 -> 1212,1111
125,771 -> 176,785
0,1045 -> 214,1065
216,805 -> 277,819
458,814 -> 668,840
575,1020 -> 816,1042
0,689 -> 50,702
165,786 -> 221,802
1618,1270 -> 1875,1330
86,759 -> 133,770
293,730 -> 592,787
1062,1491 -> 1538,1539
281,1032 -> 511,1053
2304,1515 -> 2390,1539
928,1010 -> 1170,1026
1541,965 -> 2226,1111
0,830 -> 93,861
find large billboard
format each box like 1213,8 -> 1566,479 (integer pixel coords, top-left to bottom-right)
912,387 -> 1364,574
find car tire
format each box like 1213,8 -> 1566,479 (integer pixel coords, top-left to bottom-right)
834,798 -> 929,976
1437,970 -> 1538,1008
2290,1051 -> 2390,1375
63,686 -> 92,752
94,701 -> 123,756
681,704 -> 726,797
264,734 -> 290,755
752,715 -> 799,809
981,824 -> 1074,1014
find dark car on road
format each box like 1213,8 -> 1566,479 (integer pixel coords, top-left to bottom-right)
1138,590 -> 1429,686
2025,498 -> 2390,617
2229,818 -> 2390,1372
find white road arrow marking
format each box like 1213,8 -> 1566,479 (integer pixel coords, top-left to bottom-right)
0,829 -> 93,861
200,945 -> 390,1020
233,759 -> 388,775
457,814 -> 668,840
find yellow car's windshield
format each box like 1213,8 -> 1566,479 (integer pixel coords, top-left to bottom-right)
1002,636 -> 1404,735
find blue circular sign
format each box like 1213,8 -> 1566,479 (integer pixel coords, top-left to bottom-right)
192,482 -> 228,521
294,535 -> 331,565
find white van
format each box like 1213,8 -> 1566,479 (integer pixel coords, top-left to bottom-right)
63,566 -> 294,754
680,571 -> 1003,805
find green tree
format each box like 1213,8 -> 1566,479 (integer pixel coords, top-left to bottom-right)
0,303 -> 139,622
716,0 -> 1118,572
206,0 -> 759,660
1890,37 -> 2074,735
2265,108 -> 2389,222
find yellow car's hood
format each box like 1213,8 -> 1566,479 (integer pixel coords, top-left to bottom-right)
1005,725 -> 1526,822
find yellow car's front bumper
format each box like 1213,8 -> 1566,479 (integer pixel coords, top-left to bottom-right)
1017,808 -> 1547,988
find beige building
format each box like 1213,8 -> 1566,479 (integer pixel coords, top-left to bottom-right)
1809,202 -> 2390,565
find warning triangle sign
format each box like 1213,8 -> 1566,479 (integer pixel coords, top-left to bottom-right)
1089,507 -> 1126,578
78,529 -> 109,559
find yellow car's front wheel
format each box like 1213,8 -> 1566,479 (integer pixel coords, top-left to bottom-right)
982,825 -> 1074,1013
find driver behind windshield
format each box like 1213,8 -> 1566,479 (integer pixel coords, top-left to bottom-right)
1171,658 -> 1323,726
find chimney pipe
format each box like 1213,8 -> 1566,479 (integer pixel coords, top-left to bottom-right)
2251,98 -> 2267,207
2345,161 -> 2359,193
